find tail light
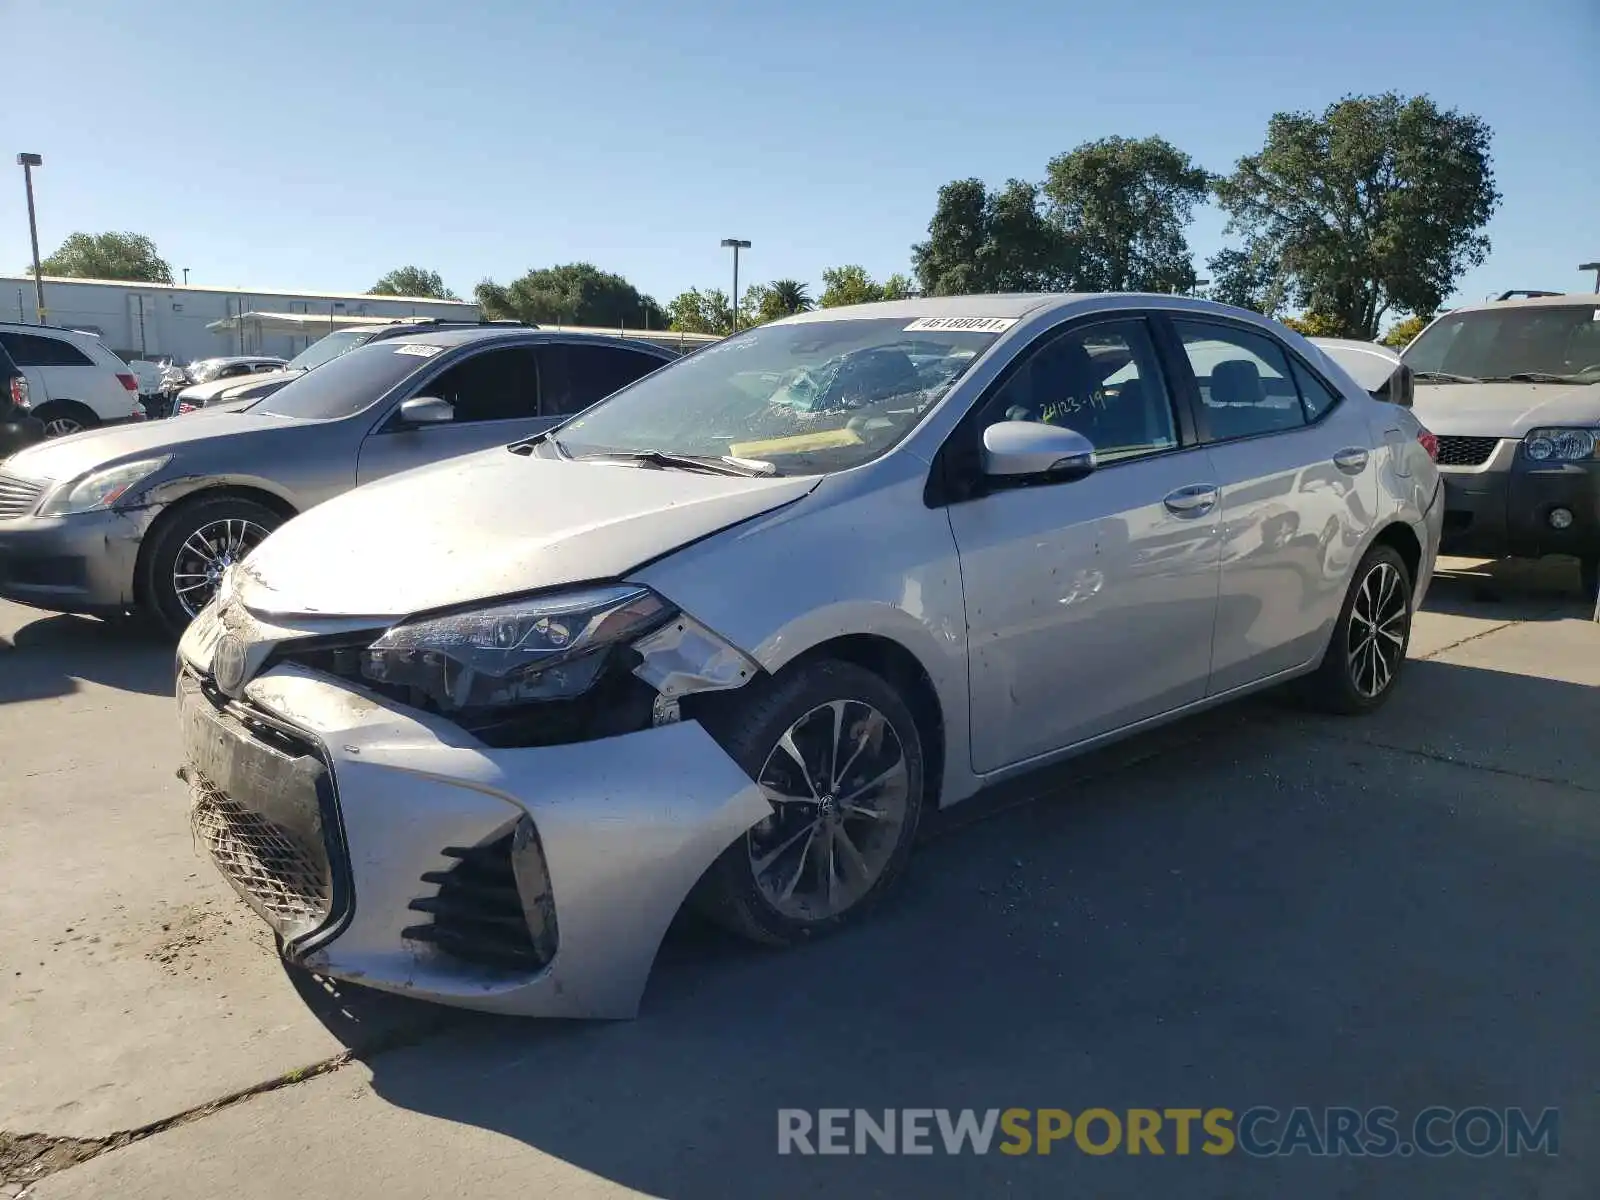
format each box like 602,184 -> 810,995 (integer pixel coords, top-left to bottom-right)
116,372 -> 139,391
177,402 -> 195,415
1417,428 -> 1439,461
9,376 -> 28,410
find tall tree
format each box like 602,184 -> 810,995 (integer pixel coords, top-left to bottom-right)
37,232 -> 173,284
912,178 -> 1067,295
743,279 -> 814,325
474,263 -> 664,328
819,265 -> 890,308
1212,93 -> 1501,339
1041,135 -> 1211,293
368,266 -> 459,300
1380,313 -> 1430,348
1203,247 -> 1288,315
665,288 -> 733,335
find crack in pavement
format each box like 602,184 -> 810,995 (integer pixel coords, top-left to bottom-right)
1,1008 -> 459,1195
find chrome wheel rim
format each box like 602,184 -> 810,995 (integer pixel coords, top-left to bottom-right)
1347,560 -> 1408,699
171,518 -> 270,617
42,417 -> 83,438
747,700 -> 910,921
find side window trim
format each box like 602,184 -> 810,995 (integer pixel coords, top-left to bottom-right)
926,312 -> 1195,508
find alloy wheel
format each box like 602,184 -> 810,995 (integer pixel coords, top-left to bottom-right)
1347,560 -> 1408,699
42,416 -> 84,438
171,518 -> 270,618
747,699 -> 911,921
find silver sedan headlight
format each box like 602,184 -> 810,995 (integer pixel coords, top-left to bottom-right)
1523,428 -> 1598,462
360,586 -> 673,713
38,457 -> 171,517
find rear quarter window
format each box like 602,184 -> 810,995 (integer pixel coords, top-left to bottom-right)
0,332 -> 94,367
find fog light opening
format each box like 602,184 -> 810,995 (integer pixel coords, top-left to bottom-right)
1548,507 -> 1574,530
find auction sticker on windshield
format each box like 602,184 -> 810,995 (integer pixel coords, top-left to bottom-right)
393,344 -> 445,358
904,317 -> 1018,333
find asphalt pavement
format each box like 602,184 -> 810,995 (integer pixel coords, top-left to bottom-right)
1,558 -> 1596,1199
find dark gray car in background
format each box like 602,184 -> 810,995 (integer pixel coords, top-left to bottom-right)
0,328 -> 677,634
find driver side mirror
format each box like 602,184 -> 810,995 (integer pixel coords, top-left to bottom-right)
982,421 -> 1095,482
399,396 -> 454,426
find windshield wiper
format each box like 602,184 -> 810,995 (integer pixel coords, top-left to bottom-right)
1479,372 -> 1589,384
575,449 -> 776,477
1411,370 -> 1481,383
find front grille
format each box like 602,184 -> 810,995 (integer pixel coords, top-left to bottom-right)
402,822 -> 557,972
189,770 -> 333,931
0,473 -> 45,520
1435,436 -> 1500,467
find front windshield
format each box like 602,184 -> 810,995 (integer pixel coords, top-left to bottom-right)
285,328 -> 376,372
255,340 -> 434,420
1403,304 -> 1600,383
555,317 -> 999,474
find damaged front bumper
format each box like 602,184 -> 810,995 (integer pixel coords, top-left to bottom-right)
175,616 -> 770,1019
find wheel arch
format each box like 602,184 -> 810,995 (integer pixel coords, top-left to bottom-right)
1369,519 -> 1422,586
132,483 -> 300,609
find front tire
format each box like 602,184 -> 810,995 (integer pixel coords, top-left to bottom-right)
1303,543 -> 1413,714
139,495 -> 282,637
694,659 -> 926,946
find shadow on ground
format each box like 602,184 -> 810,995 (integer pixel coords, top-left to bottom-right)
1424,555 -> 1593,621
0,613 -> 173,704
293,657 -> 1596,1200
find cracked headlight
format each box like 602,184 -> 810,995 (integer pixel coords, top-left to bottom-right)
360,586 -> 672,713
1523,428 -> 1598,462
39,457 -> 171,516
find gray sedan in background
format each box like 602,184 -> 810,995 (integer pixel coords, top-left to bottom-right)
0,328 -> 678,634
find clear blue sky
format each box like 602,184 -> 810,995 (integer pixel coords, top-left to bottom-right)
5,0 -> 1597,320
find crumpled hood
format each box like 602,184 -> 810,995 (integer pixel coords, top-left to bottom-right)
235,448 -> 820,618
0,407 -> 278,485
1413,381 -> 1600,438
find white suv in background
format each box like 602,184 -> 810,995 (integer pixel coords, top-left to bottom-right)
0,323 -> 147,438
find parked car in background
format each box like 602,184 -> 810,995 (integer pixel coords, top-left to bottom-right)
0,339 -> 45,459
171,293 -> 1442,1018
0,329 -> 678,633
183,356 -> 288,388
1400,292 -> 1600,595
174,320 -> 524,415
0,322 -> 147,437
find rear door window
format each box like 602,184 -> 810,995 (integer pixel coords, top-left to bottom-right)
1173,321 -> 1308,442
0,333 -> 94,367
542,344 -> 667,416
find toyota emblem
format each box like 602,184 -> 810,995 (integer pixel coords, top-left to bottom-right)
213,634 -> 249,695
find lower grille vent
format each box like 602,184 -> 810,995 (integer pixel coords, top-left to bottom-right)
402,823 -> 556,972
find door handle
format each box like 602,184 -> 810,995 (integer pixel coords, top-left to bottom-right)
1163,484 -> 1218,518
1333,447 -> 1370,474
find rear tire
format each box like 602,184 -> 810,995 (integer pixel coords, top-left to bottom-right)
1302,543 -> 1414,715
139,495 -> 283,638
692,659 -> 925,946
35,401 -> 100,439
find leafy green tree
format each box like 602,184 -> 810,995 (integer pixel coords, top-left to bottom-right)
368,266 -> 459,300
819,265 -> 885,308
665,288 -> 733,335
1042,136 -> 1211,293
1380,313 -> 1430,348
912,178 -> 1068,295
1212,93 -> 1500,339
880,273 -> 914,300
37,232 -> 173,283
1280,312 -> 1346,338
743,279 -> 814,325
474,263 -> 665,328
1204,247 -> 1288,315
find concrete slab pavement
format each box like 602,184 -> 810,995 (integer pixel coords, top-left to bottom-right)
4,554 -> 1598,1198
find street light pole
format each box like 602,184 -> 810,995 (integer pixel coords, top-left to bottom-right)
16,153 -> 45,324
1580,261 -> 1600,294
721,238 -> 750,332
182,267 -> 190,286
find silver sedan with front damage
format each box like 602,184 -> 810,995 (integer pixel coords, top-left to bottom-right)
175,293 -> 1442,1018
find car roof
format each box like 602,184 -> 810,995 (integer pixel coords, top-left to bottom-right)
1445,292 -> 1600,315
379,327 -> 678,354
771,292 -> 1273,326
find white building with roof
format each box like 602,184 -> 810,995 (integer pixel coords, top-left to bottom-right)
0,275 -> 479,364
